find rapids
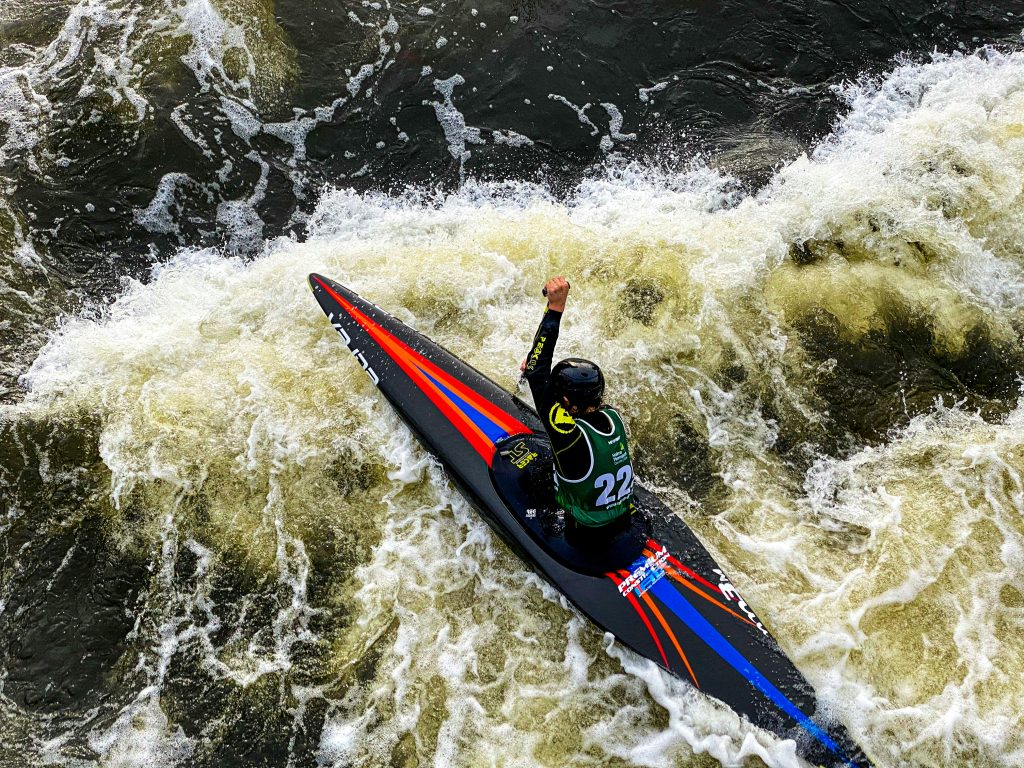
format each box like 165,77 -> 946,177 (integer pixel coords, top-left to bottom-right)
2,2 -> 1024,768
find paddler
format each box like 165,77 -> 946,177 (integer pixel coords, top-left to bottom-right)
522,276 -> 635,542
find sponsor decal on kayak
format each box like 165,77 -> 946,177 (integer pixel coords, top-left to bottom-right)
713,568 -> 768,636
610,546 -> 859,767
506,440 -> 539,469
328,312 -> 380,384
617,545 -> 669,597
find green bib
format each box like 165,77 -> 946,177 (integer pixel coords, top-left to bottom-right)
554,407 -> 634,527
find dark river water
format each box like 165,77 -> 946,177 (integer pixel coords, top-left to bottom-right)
3,2 -> 1024,767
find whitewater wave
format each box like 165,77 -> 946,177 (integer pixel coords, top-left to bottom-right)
4,44 -> 1024,768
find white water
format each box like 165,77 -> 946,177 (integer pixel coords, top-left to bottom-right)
4,41 -> 1024,768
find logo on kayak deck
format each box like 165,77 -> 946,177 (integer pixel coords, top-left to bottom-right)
506,440 -> 538,470
618,546 -> 669,597
328,312 -> 379,385
712,568 -> 769,636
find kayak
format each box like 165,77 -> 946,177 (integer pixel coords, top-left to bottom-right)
308,273 -> 873,768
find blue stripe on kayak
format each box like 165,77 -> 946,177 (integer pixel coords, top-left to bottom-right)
648,579 -> 855,767
418,367 -> 510,444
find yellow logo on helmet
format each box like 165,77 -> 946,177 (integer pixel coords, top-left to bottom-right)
549,404 -> 576,434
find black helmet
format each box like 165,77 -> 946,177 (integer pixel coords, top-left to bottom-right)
551,358 -> 604,409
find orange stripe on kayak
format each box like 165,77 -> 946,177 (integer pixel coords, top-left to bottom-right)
314,277 -> 529,463
642,548 -> 756,629
646,537 -> 723,595
408,344 -> 528,435
358,309 -> 496,461
316,278 -> 529,437
608,570 -> 669,669
638,588 -> 699,688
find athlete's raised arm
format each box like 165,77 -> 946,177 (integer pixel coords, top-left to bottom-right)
523,276 -> 570,411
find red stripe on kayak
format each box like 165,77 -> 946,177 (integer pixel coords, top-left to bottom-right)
406,343 -> 528,436
607,570 -> 669,669
372,327 -> 497,461
313,277 -> 530,465
644,548 -> 757,630
317,277 -> 525,432
647,538 -> 723,595
639,588 -> 700,688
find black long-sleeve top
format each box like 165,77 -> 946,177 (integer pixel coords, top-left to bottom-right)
523,308 -> 613,481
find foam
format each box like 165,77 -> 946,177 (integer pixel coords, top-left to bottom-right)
639,82 -> 669,103
9,45 -> 1024,768
430,74 -> 483,167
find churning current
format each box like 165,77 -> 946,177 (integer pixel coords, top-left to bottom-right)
2,2 -> 1024,767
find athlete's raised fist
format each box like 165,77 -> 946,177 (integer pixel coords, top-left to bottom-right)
544,276 -> 570,312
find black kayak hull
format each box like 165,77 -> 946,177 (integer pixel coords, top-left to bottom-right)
308,273 -> 872,768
